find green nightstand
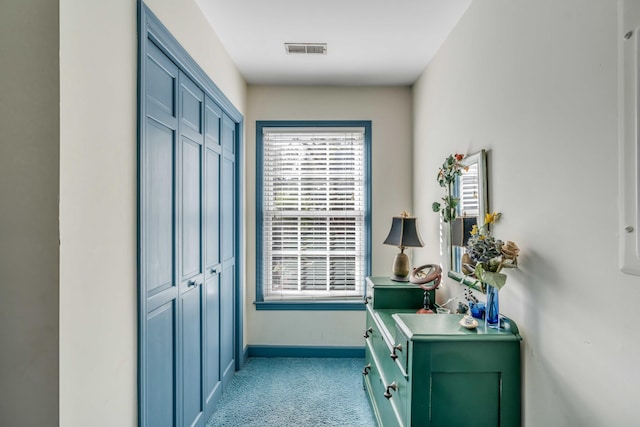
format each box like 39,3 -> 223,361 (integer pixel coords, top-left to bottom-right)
362,276 -> 522,426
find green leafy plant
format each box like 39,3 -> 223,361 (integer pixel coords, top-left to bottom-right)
432,153 -> 467,223
465,212 -> 520,290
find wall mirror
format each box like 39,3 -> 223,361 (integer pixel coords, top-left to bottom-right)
448,150 -> 488,289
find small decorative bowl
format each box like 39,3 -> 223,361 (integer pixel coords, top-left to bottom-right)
459,315 -> 478,330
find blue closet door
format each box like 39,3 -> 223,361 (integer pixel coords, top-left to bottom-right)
140,38 -> 179,427
203,99 -> 222,413
178,73 -> 205,427
142,39 -> 179,427
220,114 -> 236,389
140,8 -> 240,426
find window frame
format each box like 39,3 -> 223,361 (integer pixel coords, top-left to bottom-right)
255,120 -> 371,310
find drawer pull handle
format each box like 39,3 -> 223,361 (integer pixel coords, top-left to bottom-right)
363,327 -> 373,339
363,296 -> 372,305
362,363 -> 371,376
384,382 -> 398,399
188,280 -> 198,287
390,343 -> 402,360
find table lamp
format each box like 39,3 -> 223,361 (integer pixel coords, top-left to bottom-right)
383,212 -> 424,281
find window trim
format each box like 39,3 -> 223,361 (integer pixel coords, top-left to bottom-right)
255,120 -> 372,310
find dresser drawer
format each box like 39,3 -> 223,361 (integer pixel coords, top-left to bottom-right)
393,324 -> 410,376
364,338 -> 409,427
365,308 -> 410,426
365,277 -> 433,310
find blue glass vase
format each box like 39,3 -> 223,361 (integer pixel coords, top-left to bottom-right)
485,284 -> 500,328
468,301 -> 485,319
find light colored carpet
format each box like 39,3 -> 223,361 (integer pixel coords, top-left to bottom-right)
207,357 -> 376,427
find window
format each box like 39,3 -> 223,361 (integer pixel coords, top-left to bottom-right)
256,121 -> 371,309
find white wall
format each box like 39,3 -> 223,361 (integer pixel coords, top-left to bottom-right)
0,1 -> 60,425
413,1 -> 639,425
59,0 -> 246,425
149,0 -> 246,110
246,85 -> 413,346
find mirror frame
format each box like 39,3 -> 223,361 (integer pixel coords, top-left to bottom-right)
447,150 -> 488,291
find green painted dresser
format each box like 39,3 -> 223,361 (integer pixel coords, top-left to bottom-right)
362,276 -> 522,427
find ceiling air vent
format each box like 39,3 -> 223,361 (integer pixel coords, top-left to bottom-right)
284,43 -> 327,54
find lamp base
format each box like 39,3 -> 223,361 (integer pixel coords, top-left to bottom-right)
390,252 -> 410,282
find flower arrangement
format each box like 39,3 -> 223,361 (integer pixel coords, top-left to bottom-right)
464,212 -> 520,290
432,153 -> 468,223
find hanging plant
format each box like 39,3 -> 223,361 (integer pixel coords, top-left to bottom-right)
432,153 -> 468,223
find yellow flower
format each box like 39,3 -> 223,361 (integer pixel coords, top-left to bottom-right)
470,224 -> 478,235
484,212 -> 501,225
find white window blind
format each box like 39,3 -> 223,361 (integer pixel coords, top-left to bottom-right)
262,127 -> 366,300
